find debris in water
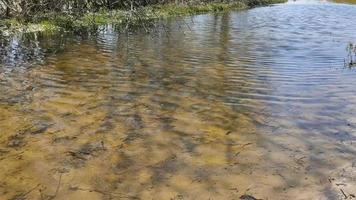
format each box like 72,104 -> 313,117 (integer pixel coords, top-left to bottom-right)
7,134 -> 26,148
340,188 -> 348,199
240,194 -> 261,200
66,141 -> 106,168
345,43 -> 356,68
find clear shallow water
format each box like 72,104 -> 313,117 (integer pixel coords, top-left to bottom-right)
0,1 -> 356,200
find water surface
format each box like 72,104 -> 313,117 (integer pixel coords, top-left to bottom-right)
1,1 -> 356,199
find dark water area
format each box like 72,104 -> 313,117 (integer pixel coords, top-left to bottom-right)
0,1 -> 356,199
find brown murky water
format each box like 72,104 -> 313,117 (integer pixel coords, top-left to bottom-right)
1,1 -> 356,200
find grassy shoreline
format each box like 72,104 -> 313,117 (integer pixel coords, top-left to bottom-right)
0,0 -> 286,36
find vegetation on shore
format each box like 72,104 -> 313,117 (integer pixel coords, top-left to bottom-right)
0,0 -> 286,35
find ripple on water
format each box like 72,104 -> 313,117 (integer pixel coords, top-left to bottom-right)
1,2 -> 356,200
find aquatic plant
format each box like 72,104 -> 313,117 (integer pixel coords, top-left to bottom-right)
345,42 -> 356,68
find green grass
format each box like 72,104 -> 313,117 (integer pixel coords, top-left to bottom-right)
0,0 -> 286,35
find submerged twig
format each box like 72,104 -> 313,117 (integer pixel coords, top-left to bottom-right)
69,186 -> 138,199
21,184 -> 41,198
39,173 -> 63,200
340,188 -> 348,199
53,173 -> 63,198
235,143 -> 253,156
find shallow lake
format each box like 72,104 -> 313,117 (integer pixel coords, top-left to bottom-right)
0,0 -> 356,199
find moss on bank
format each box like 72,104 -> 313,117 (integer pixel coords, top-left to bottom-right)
0,0 -> 286,35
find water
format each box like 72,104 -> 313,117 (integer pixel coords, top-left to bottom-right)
1,1 -> 356,199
